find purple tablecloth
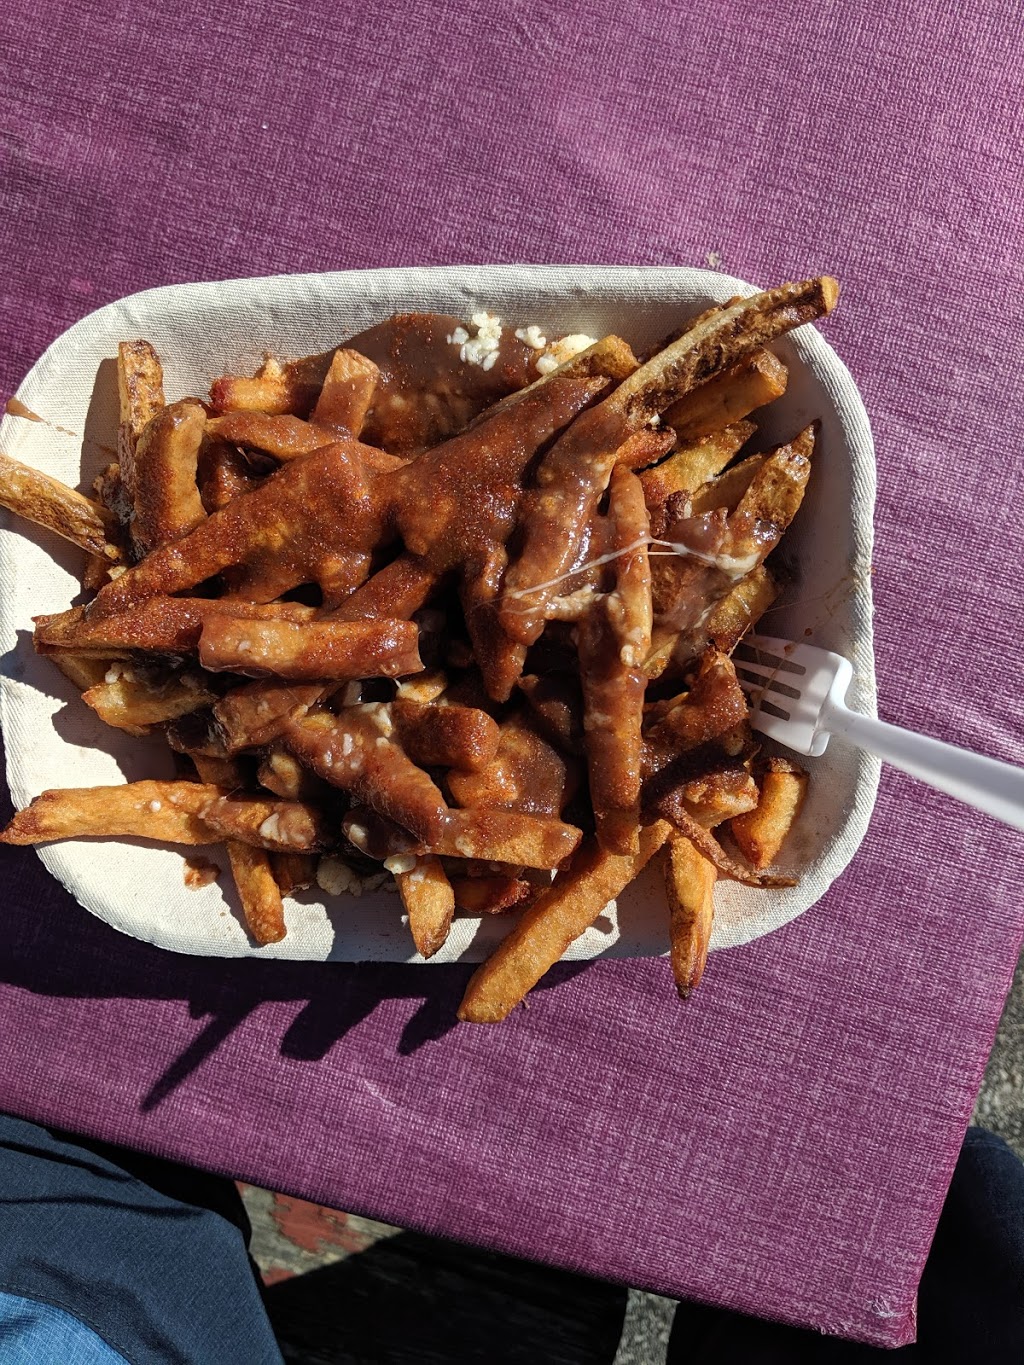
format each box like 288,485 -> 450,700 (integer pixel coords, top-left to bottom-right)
2,0 -> 1023,1347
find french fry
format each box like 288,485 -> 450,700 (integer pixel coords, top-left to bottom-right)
730,757 -> 809,868
117,340 -> 165,471
82,670 -> 216,733
198,440 -> 265,512
0,781 -> 328,853
639,420 -> 754,523
310,348 -> 380,435
646,650 -> 750,752
0,782 -> 222,846
49,651 -> 114,692
577,464 -> 650,853
446,716 -> 577,814
342,806 -> 582,869
35,598 -> 317,657
198,616 -> 423,682
127,400 -> 207,554
665,835 -> 717,997
458,820 -> 672,1022
198,793 -> 330,851
705,565 -> 778,653
662,348 -> 788,441
394,854 -> 455,958
223,841 -> 286,944
257,746 -> 332,802
688,453 -> 767,516
191,754 -> 286,945
215,680 -> 328,753
210,351 -> 335,418
0,451 -> 124,561
390,700 -> 501,772
206,412 -> 404,470
287,711 -> 451,846
449,874 -> 532,915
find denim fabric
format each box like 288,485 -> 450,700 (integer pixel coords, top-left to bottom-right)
0,1115 -> 283,1365
0,1288 -> 129,1364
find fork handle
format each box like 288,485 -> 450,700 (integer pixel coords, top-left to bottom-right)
825,698 -> 1024,833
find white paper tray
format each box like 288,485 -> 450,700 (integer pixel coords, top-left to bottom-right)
0,266 -> 879,961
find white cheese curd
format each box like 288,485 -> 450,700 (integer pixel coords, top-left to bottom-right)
448,312 -> 503,368
514,324 -> 547,349
316,856 -> 361,896
537,332 -> 598,374
383,854 -> 417,875
258,813 -> 282,842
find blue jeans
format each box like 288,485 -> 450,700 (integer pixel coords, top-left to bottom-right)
0,1115 -> 1020,1363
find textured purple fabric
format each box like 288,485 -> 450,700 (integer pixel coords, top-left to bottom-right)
2,0 -> 1023,1347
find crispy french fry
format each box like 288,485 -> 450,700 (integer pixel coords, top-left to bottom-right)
449,874 -> 532,915
0,451 -> 124,561
688,453 -> 767,516
342,806 -> 582,870
577,465 -> 650,853
49,651 -> 114,692
258,746 -> 332,802
224,841 -> 286,944
215,680 -> 328,753
210,351 -> 335,418
615,279 -> 835,422
0,782 -> 222,846
391,700 -> 501,772
665,835 -> 717,997
198,794 -> 330,851
662,348 -> 788,441
675,767 -> 760,825
730,758 -> 809,868
0,781 -> 328,853
705,565 -> 778,653
395,670 -> 449,705
458,821 -> 672,1022
128,400 -> 207,554
287,710 -> 451,846
655,800 -> 794,887
117,340 -> 165,471
206,412 -> 404,470
198,616 -> 423,682
639,421 -> 754,519
35,598 -> 316,657
395,855 -> 455,958
447,715 -> 577,814
191,753 -> 287,945
198,440 -> 265,512
646,650 -> 750,752
82,670 -> 216,732
311,348 -> 380,435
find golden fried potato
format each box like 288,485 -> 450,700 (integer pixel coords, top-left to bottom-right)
730,758 -> 809,868
662,348 -> 788,441
0,452 -> 123,561
665,835 -> 717,997
395,855 -> 455,958
458,821 -> 672,1022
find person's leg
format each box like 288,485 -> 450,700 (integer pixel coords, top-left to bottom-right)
666,1127 -> 1024,1363
0,1112 -> 283,1365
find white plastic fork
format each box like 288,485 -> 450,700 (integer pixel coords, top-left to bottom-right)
735,634 -> 1024,833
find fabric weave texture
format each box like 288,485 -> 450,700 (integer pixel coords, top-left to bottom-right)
1,0 -> 1023,1346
